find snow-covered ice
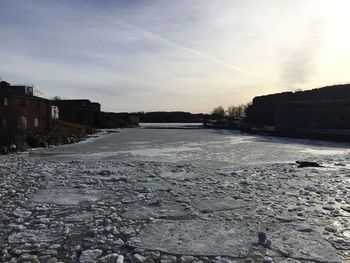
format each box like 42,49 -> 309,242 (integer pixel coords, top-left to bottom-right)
1,128 -> 350,262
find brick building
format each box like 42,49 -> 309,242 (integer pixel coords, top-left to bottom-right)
0,81 -> 52,135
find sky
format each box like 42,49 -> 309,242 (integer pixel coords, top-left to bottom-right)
1,0 -> 350,113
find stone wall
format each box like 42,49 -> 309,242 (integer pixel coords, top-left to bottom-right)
246,84 -> 350,129
246,92 -> 294,125
51,100 -> 101,127
275,100 -> 350,129
97,112 -> 139,128
52,100 -> 139,129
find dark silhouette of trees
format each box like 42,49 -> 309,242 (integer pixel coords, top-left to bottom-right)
51,96 -> 62,101
138,111 -> 209,123
226,105 -> 239,117
226,103 -> 250,118
211,106 -> 225,119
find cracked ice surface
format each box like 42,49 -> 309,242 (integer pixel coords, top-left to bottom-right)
269,224 -> 341,263
132,220 -> 257,257
1,128 -> 350,262
30,188 -> 110,205
8,229 -> 61,244
122,202 -> 196,220
195,197 -> 251,212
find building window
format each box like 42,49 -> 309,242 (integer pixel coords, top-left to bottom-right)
37,101 -> 40,109
34,117 -> 39,128
20,99 -> 26,107
2,117 -> 6,129
51,106 -> 59,119
17,116 -> 27,130
3,97 -> 8,106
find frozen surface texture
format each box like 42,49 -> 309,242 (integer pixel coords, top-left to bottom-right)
132,220 -> 257,257
269,224 -> 341,263
122,202 -> 196,220
1,128 -> 350,262
195,197 -> 251,212
31,188 -> 109,205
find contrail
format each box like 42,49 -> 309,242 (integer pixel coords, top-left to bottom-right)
46,0 -> 252,76
111,17 -> 252,75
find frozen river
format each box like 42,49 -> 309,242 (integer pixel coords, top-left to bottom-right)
1,127 -> 350,262
28,128 -> 350,168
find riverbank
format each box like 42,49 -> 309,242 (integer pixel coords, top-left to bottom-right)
203,122 -> 350,143
246,128 -> 350,143
0,120 -> 97,154
140,123 -> 203,129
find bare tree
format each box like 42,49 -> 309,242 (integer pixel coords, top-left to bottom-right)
237,104 -> 245,117
243,101 -> 252,117
227,105 -> 238,117
226,103 -> 251,118
51,96 -> 62,101
212,106 -> 225,119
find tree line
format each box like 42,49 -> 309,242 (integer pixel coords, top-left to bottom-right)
211,103 -> 251,119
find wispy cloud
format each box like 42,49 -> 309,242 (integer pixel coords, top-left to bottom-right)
68,0 -> 252,76
279,19 -> 323,89
0,0 -> 349,112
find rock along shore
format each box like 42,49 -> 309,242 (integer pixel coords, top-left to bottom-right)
0,120 -> 97,154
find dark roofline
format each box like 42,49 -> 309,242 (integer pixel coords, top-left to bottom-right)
0,92 -> 49,101
51,99 -> 100,106
52,99 -> 91,102
254,83 -> 350,101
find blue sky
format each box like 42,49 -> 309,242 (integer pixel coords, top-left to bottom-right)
1,0 -> 350,112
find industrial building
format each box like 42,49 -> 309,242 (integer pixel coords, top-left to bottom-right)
0,81 -> 52,135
